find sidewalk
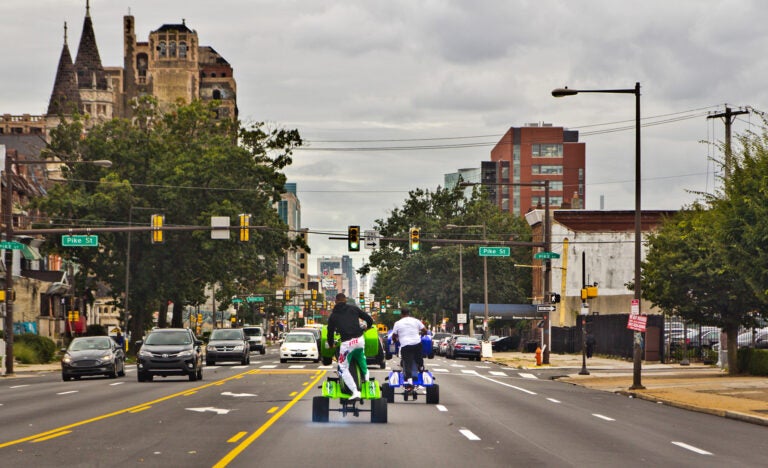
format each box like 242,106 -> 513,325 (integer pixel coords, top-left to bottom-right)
488,351 -> 768,427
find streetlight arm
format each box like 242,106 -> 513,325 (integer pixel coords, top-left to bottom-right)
552,86 -> 637,97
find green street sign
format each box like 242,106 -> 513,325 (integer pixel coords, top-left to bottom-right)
62,235 -> 99,247
534,251 -> 561,260
479,246 -> 510,257
0,241 -> 24,250
393,309 -> 401,315
231,298 -> 244,304
246,296 -> 265,303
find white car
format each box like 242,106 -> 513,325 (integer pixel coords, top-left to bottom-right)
280,332 -> 320,363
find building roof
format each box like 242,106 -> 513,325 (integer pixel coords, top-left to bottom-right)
74,3 -> 108,90
48,23 -> 81,115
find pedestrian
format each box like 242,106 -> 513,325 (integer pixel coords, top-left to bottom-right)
586,332 -> 596,358
112,330 -> 125,350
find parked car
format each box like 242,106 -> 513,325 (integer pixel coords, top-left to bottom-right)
491,335 -> 519,352
136,328 -> 204,382
61,336 -> 126,381
280,332 -> 320,363
206,328 -> 250,366
290,327 -> 322,355
448,336 -> 482,361
436,336 -> 452,356
243,326 -> 266,354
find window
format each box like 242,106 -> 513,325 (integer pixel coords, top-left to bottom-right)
532,143 -> 563,158
169,41 -> 177,57
532,196 -> 563,207
179,41 -> 187,59
532,165 -> 563,175
212,89 -> 221,100
533,181 -> 563,191
158,41 -> 167,58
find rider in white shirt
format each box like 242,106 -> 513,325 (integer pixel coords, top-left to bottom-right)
391,308 -> 426,387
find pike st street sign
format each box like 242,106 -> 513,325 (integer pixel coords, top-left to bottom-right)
61,235 -> 99,247
478,247 -> 510,257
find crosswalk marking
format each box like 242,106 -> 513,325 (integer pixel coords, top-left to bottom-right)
519,373 -> 538,379
289,365 -> 306,369
260,365 -> 277,369
433,368 -> 449,372
489,371 -> 507,376
461,370 -> 479,375
459,429 -> 481,441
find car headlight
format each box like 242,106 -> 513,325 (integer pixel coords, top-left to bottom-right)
138,349 -> 152,358
100,353 -> 113,362
207,345 -> 216,352
233,345 -> 244,351
178,350 -> 194,357
62,354 -> 72,364
281,346 -> 288,352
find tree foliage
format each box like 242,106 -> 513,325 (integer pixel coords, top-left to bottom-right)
34,98 -> 302,340
366,184 -> 532,329
642,124 -> 768,373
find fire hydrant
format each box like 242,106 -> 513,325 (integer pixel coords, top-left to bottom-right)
535,346 -> 542,366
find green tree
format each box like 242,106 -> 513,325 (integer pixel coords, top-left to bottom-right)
35,98 -> 302,341
367,184 -> 532,329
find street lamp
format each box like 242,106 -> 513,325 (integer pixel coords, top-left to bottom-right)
445,224 -> 484,336
3,150 -> 112,376
552,82 -> 644,389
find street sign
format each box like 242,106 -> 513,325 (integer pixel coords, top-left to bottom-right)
457,313 -> 467,324
231,298 -> 244,304
246,296 -> 265,303
0,241 -> 24,250
61,235 -> 99,247
630,298 -> 640,315
534,251 -> 560,260
627,314 -> 647,332
537,305 -> 556,312
364,230 -> 380,250
479,246 -> 510,257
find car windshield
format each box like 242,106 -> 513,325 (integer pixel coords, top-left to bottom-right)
285,334 -> 314,343
244,329 -> 262,337
210,330 -> 243,340
145,331 -> 192,345
457,337 -> 479,345
70,338 -> 112,351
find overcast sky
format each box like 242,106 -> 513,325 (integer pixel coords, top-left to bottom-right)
2,0 -> 767,275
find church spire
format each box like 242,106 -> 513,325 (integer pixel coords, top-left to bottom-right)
74,0 -> 107,90
47,22 -> 81,116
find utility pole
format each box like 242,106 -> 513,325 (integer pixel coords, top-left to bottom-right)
707,106 -> 748,180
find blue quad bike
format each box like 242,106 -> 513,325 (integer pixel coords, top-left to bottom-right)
312,347 -> 388,423
381,336 -> 439,404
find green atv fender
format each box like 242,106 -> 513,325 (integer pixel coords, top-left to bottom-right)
320,326 -> 380,360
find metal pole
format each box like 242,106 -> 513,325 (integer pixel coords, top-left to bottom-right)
543,180 -> 551,364
482,223 -> 488,341
631,82 -> 644,390
3,150 -> 15,375
124,208 -> 132,336
459,243 -> 464,335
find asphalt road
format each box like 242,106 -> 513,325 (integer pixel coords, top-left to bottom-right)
1,350 -> 766,467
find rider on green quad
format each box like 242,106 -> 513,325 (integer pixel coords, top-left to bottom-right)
327,293 -> 374,401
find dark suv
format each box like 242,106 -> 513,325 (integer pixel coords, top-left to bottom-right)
136,328 -> 204,382
206,328 -> 250,366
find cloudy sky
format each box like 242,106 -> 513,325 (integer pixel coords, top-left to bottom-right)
2,0 -> 766,274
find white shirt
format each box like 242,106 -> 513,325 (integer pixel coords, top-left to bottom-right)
392,316 -> 425,347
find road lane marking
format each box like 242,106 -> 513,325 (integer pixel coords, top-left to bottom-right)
461,370 -> 479,375
57,391 -> 78,395
519,373 -> 538,379
318,365 -> 333,369
227,432 -> 247,443
31,431 -> 71,443
289,365 -> 305,369
476,366 -> 491,369
435,405 -> 448,412
672,441 -> 712,455
213,371 -> 327,468
289,391 -> 298,397
592,414 -> 615,421
547,398 -> 561,404
109,382 -> 124,386
433,368 -> 449,372
0,369 -> 261,449
476,374 -> 537,395
459,429 -> 481,441
267,407 -> 279,414
450,364 -> 466,368
489,371 -> 506,376
260,365 -> 277,369
9,385 -> 30,389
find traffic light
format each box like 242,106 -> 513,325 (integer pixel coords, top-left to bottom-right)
239,213 -> 251,242
348,225 -> 360,251
359,292 -> 365,305
409,227 -> 420,251
151,214 -> 164,244
311,289 -> 317,300
284,289 -> 291,301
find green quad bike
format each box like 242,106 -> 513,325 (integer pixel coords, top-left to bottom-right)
312,327 -> 388,423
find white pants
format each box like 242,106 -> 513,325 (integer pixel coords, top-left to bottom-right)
338,335 -> 365,393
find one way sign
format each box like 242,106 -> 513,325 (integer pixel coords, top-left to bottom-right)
364,230 -> 380,250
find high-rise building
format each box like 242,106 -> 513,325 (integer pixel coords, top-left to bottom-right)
489,123 -> 585,215
276,183 -> 308,290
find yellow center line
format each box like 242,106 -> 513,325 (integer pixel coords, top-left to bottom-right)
31,431 -> 71,443
227,432 -> 247,443
289,391 -> 297,397
213,371 -> 327,468
267,407 -> 279,414
0,369 -> 261,449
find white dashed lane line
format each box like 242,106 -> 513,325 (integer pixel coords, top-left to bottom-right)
459,429 -> 481,441
57,391 -> 78,395
518,373 -> 538,379
435,405 -> 448,412
546,398 -> 561,404
489,371 -> 507,376
592,414 -> 615,422
672,441 -> 712,456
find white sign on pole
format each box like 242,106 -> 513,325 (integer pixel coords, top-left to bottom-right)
457,313 -> 467,324
364,230 -> 380,250
580,304 -> 590,316
211,216 -> 230,239
630,299 -> 640,315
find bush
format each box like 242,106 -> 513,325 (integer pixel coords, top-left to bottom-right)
14,334 -> 57,364
738,348 -> 768,375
